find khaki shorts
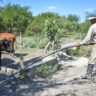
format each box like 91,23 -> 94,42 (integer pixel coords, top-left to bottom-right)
89,45 -> 96,64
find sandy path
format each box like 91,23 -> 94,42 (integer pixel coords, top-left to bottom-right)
0,50 -> 96,96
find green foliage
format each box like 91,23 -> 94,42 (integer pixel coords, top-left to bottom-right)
67,14 -> 80,23
23,36 -> 38,48
33,64 -> 60,78
23,38 -> 36,48
22,36 -> 47,49
44,18 -> 58,41
64,20 -> 80,33
65,47 -> 81,56
0,4 -> 85,40
65,46 -> 92,57
26,12 -> 61,36
0,4 -> 33,33
0,3 -> 92,52
85,10 -> 96,20
79,21 -> 90,36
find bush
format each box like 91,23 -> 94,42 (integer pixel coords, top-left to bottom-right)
23,38 -> 37,48
29,64 -> 61,78
65,46 -> 92,57
17,35 -> 49,49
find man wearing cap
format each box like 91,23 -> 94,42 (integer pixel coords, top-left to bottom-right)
80,15 -> 96,79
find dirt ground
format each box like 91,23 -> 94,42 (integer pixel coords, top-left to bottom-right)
0,48 -> 96,96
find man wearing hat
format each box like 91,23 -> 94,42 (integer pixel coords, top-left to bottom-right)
80,14 -> 96,79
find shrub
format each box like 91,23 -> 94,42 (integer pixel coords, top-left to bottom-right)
19,35 -> 48,49
65,46 -> 92,57
29,64 -> 61,78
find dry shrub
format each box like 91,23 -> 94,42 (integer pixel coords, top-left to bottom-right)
65,45 -> 92,57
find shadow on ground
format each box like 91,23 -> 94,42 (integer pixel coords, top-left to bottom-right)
0,52 -> 96,96
0,68 -> 96,96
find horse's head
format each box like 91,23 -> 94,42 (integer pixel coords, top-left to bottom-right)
0,39 -> 15,53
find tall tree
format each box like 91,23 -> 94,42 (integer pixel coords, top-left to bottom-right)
26,12 -> 61,35
85,10 -> 96,20
0,4 -> 33,34
67,14 -> 80,23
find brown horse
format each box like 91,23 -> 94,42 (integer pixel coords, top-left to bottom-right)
0,32 -> 16,57
0,39 -> 15,68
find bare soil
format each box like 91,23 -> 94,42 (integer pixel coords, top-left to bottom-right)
0,48 -> 96,96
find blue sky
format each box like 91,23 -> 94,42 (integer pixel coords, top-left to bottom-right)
0,0 -> 96,22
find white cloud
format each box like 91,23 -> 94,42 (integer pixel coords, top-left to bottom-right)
47,6 -> 56,10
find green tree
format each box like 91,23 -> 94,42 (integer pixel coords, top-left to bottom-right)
67,14 -> 80,23
44,18 -> 58,41
0,4 -> 33,34
0,7 -> 4,31
85,10 -> 96,20
25,12 -> 61,36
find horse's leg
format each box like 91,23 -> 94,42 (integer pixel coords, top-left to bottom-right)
12,46 -> 15,58
0,51 -> 1,70
10,43 -> 15,58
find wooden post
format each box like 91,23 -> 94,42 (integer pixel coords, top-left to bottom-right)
20,54 -> 24,69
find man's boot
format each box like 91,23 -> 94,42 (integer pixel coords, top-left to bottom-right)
82,64 -> 94,79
